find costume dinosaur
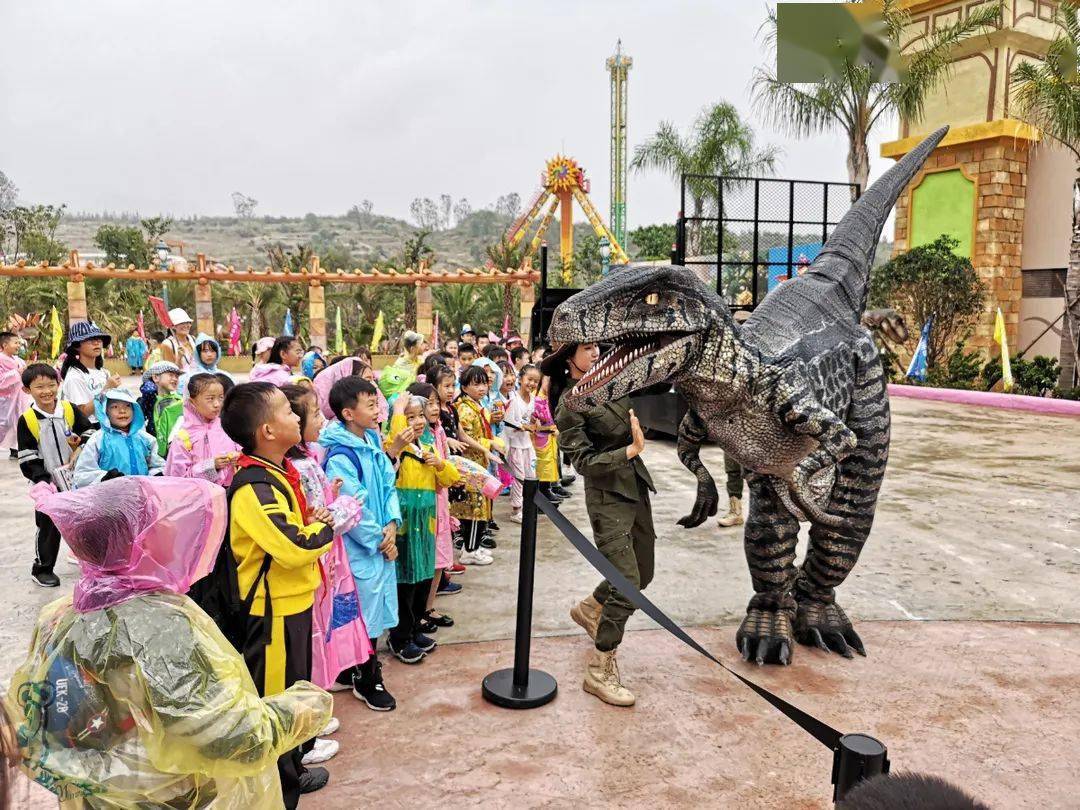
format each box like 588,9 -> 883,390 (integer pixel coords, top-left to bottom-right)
549,126 -> 946,666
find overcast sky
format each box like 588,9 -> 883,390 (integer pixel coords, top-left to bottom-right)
1,0 -> 897,229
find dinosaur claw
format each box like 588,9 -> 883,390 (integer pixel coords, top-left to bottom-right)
754,638 -> 769,666
778,641 -> 791,666
845,629 -> 866,657
809,628 -> 829,653
740,636 -> 753,662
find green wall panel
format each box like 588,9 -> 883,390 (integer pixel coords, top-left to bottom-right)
910,169 -> 976,257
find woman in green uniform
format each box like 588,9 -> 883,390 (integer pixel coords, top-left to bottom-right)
543,341 -> 655,707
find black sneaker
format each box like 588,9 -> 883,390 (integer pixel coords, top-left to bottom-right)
480,535 -> 496,549
413,633 -> 437,653
488,520 -> 501,532
355,658 -> 396,711
418,616 -> 439,634
299,766 -> 330,794
426,610 -> 454,628
387,637 -> 425,664
560,473 -> 577,487
453,533 -> 464,550
31,571 -> 60,588
551,484 -> 572,499
328,668 -> 355,692
9,448 -> 18,460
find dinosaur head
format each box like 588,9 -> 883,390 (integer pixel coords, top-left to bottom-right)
548,264 -> 727,411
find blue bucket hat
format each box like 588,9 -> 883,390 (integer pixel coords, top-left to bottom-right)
65,321 -> 112,351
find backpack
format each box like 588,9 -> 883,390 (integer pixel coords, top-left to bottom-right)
22,401 -> 75,442
324,444 -> 364,484
187,465 -> 292,653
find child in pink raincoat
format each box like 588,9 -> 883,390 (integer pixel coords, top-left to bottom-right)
0,331 -> 30,456
280,384 -> 372,695
165,372 -> 240,486
312,357 -> 388,425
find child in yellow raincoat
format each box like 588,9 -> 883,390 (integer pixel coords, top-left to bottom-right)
3,476 -> 331,809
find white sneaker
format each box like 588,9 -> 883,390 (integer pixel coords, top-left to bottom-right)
477,547 -> 494,562
301,737 -> 339,765
320,716 -> 340,736
509,510 -> 523,524
459,549 -> 493,566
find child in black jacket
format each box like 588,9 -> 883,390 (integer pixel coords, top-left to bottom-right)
16,363 -> 93,587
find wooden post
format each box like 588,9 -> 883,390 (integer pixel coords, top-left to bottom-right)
66,251 -> 87,326
519,280 -> 535,347
194,254 -> 215,337
415,261 -> 433,339
307,258 -> 327,351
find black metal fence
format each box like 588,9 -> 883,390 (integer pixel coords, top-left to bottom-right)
675,175 -> 860,311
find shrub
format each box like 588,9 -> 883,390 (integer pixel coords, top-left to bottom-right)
926,343 -> 983,390
983,355 -> 1061,396
869,235 -> 986,373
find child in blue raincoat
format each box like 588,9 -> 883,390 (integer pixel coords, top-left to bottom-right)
124,328 -> 147,374
178,333 -> 234,396
73,388 -> 165,488
320,375 -> 405,710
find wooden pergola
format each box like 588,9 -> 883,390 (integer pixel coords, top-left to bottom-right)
0,251 -> 540,349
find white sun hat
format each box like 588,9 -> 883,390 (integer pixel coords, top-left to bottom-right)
168,308 -> 193,326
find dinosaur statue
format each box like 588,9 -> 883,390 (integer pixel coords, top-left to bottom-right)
548,126 -> 947,666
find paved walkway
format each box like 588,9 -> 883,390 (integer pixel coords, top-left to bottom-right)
4,395 -> 1079,807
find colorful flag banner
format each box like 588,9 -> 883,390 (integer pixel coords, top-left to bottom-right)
136,310 -> 146,341
228,307 -> 242,357
370,310 -> 385,353
432,311 -> 440,350
993,307 -> 1013,392
50,306 -> 63,359
335,307 -> 345,355
502,314 -> 510,340
905,317 -> 932,382
148,296 -> 173,328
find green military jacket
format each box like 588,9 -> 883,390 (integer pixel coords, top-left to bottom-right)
555,394 -> 655,502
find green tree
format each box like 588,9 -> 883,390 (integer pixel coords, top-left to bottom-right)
1011,1 -> 1080,387
630,102 -> 778,256
399,231 -> 435,330
6,204 -> 67,263
753,0 -> 1001,196
869,235 -> 986,372
94,224 -> 149,266
433,284 -> 501,339
628,223 -> 676,260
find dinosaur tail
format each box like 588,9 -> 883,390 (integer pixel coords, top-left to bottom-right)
813,125 -> 949,318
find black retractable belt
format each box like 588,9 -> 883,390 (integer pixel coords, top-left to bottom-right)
532,490 -> 890,803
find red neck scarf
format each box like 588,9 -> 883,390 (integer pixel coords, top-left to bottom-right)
239,454 -> 310,521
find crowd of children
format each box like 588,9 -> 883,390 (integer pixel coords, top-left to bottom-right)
5,314 -> 575,807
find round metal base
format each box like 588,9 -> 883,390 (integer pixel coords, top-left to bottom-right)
482,668 -> 558,709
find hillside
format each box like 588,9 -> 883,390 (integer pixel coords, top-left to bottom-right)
54,210 -> 587,270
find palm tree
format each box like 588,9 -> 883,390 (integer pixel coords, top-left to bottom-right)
1011,1 -> 1080,387
753,0 -> 1001,198
630,101 -> 779,255
433,284 -> 501,339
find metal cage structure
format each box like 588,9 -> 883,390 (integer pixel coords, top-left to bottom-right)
674,175 -> 860,311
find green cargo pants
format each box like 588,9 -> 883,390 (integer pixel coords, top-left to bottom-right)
586,478 -> 656,652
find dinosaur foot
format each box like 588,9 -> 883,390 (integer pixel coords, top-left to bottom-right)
676,485 -> 718,528
794,598 -> 865,659
735,592 -> 796,666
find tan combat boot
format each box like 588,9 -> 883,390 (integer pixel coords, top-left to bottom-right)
569,595 -> 603,640
583,649 -> 635,706
717,496 -> 744,527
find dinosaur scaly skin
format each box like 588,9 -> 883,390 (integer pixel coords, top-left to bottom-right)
549,126 -> 947,666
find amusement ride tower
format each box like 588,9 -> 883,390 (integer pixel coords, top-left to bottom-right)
606,40 -> 632,251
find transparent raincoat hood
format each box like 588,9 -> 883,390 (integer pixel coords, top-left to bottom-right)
6,477 -> 332,808
36,476 -> 228,611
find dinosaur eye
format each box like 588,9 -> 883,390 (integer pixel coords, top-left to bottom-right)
644,292 -> 659,306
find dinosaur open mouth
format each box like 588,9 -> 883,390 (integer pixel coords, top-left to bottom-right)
572,332 -> 688,396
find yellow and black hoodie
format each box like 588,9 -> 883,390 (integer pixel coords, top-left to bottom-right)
228,454 -> 333,618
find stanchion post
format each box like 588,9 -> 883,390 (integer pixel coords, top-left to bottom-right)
832,733 -> 889,804
482,479 -> 558,709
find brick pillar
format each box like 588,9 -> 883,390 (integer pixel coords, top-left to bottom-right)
194,278 -> 214,337
66,275 -> 87,326
519,281 -> 535,346
416,282 -> 433,339
307,280 -> 327,351
894,137 -> 1030,356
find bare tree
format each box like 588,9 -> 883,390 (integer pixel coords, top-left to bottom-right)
0,171 -> 17,212
453,197 -> 472,226
439,194 -> 453,230
494,192 -> 522,221
231,192 -> 258,220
